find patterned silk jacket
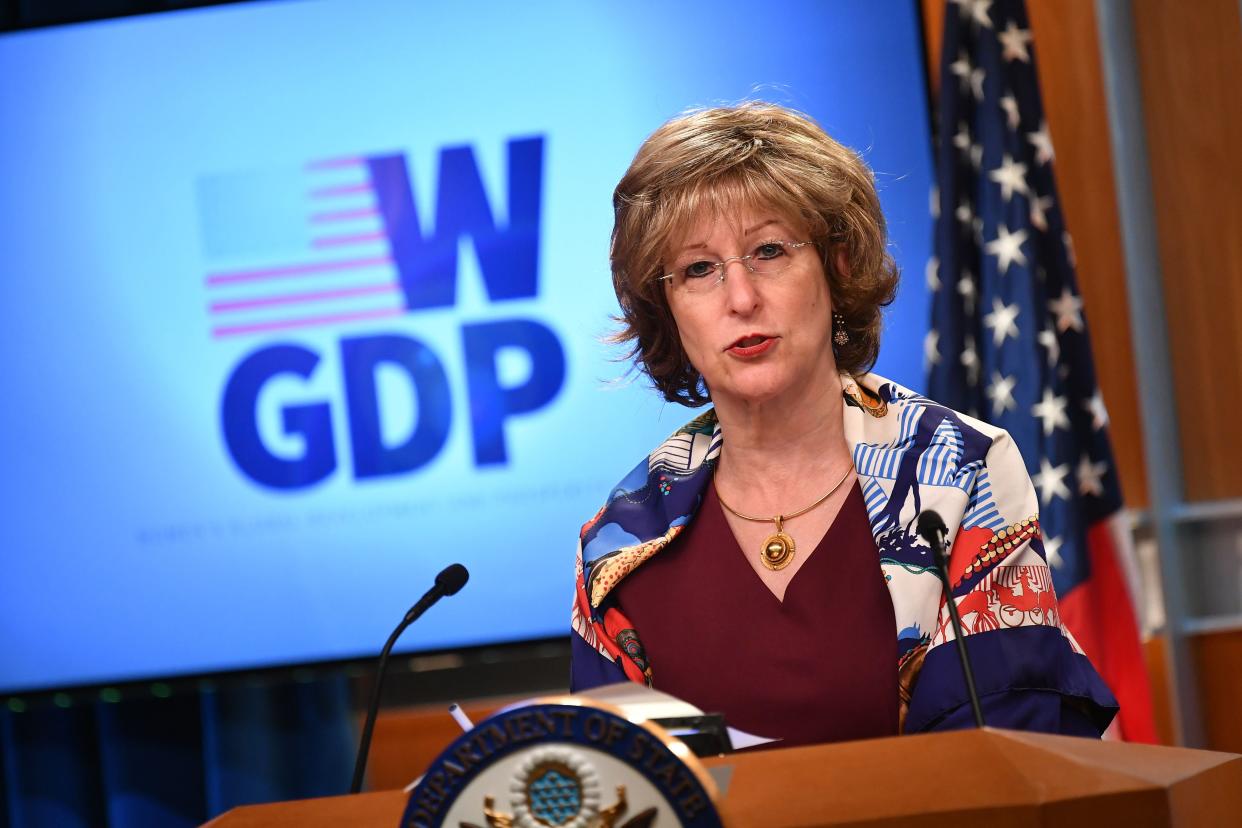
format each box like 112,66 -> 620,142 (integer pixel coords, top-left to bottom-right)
570,374 -> 1119,735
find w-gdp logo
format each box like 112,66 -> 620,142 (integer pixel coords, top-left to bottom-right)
198,137 -> 565,490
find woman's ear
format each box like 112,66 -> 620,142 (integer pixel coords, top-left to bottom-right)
834,246 -> 852,279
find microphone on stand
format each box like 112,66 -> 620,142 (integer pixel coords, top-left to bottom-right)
350,563 -> 470,794
916,511 -> 986,728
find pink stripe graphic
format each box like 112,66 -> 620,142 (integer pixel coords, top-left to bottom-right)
309,182 -> 372,198
212,306 -> 406,339
305,156 -> 365,170
310,207 -> 379,223
209,282 -> 400,314
206,255 -> 393,286
312,231 -> 387,249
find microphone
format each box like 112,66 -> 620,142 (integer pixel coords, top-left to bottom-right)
350,563 -> 470,794
916,511 -> 986,728
434,563 -> 469,595
916,511 -> 949,564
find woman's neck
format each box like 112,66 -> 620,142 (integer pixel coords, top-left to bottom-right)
712,372 -> 854,514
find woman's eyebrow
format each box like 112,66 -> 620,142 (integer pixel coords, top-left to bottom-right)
668,241 -> 709,257
744,219 -> 781,236
670,219 -> 786,257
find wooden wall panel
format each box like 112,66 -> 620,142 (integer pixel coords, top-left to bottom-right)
366,699 -> 512,791
921,0 -> 1151,507
1132,0 -> 1242,502
1142,634 -> 1177,746
1189,630 -> 1242,753
921,0 -> 944,89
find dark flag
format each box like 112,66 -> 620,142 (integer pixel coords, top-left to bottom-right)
927,0 -> 1157,741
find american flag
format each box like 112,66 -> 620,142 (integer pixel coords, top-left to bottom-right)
926,0 -> 1157,741
197,155 -> 405,340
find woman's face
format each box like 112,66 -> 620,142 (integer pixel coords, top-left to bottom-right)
664,203 -> 839,409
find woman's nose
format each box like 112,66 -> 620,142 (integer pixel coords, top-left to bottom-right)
721,259 -> 760,313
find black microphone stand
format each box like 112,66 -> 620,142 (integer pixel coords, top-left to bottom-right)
921,515 -> 986,728
350,564 -> 468,794
350,611 -> 418,795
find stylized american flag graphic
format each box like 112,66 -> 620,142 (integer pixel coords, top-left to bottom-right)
926,0 -> 1157,741
197,155 -> 405,339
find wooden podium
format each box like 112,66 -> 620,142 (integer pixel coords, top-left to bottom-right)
204,728 -> 1242,827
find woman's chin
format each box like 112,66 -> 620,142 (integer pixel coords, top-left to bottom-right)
712,378 -> 795,407
710,365 -> 838,409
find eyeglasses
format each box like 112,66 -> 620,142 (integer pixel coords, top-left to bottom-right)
657,240 -> 816,294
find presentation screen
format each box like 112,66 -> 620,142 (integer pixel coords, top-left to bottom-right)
0,0 -> 933,693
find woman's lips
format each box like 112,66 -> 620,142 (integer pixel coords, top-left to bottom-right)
726,335 -> 777,357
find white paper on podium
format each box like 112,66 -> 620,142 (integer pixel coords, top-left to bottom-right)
572,681 -> 779,751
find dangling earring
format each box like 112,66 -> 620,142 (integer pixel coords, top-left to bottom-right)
832,311 -> 850,346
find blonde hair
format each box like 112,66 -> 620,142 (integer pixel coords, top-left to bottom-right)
610,102 -> 899,406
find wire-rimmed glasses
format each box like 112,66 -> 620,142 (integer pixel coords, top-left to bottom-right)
657,240 -> 816,294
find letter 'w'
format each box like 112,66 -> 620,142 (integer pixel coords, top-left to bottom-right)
366,137 -> 544,310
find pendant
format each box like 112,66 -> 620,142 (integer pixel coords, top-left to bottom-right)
760,515 -> 796,571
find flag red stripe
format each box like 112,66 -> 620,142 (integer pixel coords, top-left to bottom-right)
1059,521 -> 1159,743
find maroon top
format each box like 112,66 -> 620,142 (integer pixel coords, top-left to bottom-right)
613,481 -> 899,747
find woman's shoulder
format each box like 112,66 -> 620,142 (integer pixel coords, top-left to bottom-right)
595,410 -> 720,502
849,372 -> 1031,479
578,409 -> 720,554
855,372 -> 1026,439
574,410 -> 720,620
851,373 -> 1004,433
645,408 -> 721,476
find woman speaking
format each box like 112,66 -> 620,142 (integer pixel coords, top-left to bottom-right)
570,103 -> 1117,745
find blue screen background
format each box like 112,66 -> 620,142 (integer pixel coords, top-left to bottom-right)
0,0 -> 932,692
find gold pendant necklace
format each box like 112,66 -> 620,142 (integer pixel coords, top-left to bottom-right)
715,466 -> 854,571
